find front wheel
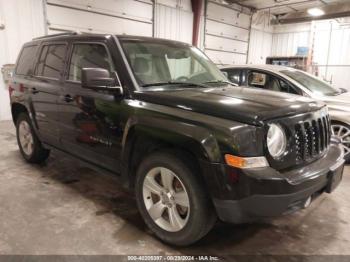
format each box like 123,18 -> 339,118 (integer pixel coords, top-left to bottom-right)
135,151 -> 216,246
331,123 -> 350,162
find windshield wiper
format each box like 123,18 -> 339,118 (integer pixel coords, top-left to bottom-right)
141,81 -> 209,88
203,80 -> 238,86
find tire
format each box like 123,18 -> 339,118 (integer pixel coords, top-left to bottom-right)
16,113 -> 50,164
135,151 -> 216,246
331,123 -> 350,163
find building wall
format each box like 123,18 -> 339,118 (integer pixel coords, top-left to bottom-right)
269,19 -> 350,90
46,0 -> 153,35
248,12 -> 273,64
271,22 -> 311,57
154,0 -> 193,44
313,20 -> 350,90
204,0 -> 251,65
0,0 -> 45,121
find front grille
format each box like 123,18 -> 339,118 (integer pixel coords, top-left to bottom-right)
294,115 -> 331,163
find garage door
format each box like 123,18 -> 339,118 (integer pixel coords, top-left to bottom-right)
154,0 -> 193,44
205,1 -> 251,65
46,0 -> 153,36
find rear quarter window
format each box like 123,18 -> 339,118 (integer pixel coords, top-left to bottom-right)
15,45 -> 38,76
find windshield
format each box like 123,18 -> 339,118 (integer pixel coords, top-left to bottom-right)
120,39 -> 227,89
281,69 -> 341,96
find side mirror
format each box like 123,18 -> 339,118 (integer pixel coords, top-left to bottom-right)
81,68 -> 123,95
340,88 -> 347,93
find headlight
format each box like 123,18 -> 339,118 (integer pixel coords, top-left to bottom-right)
267,124 -> 287,158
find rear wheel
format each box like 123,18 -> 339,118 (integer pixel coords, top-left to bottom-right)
16,113 -> 50,163
135,151 -> 216,246
331,123 -> 350,162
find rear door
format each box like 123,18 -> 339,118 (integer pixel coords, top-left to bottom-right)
30,42 -> 68,146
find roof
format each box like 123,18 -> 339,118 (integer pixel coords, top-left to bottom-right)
30,32 -> 109,44
116,35 -> 191,46
220,64 -> 295,72
29,32 -> 190,47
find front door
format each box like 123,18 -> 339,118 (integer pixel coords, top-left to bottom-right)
58,42 -> 124,173
246,70 -> 301,95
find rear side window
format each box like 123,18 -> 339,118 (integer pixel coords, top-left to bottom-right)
35,44 -> 66,79
68,43 -> 113,82
15,45 -> 38,75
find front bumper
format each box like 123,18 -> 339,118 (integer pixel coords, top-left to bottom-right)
206,143 -> 345,224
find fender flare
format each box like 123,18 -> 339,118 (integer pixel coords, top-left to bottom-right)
120,115 -> 222,188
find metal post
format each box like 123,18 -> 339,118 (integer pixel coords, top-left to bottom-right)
325,21 -> 333,82
191,0 -> 203,47
42,0 -> 48,35
246,11 -> 253,64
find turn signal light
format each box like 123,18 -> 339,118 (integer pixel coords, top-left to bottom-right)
224,154 -> 269,169
225,154 -> 246,168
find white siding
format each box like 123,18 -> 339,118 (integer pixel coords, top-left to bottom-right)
313,20 -> 350,90
206,34 -> 248,54
271,23 -> 311,56
206,1 -> 250,29
317,67 -> 350,91
248,29 -> 272,64
204,1 -> 252,65
205,50 -> 247,65
154,0 -> 193,44
247,12 -> 273,64
206,19 -> 249,42
46,0 -> 153,36
269,20 -> 350,91
154,0 -> 193,78
0,0 -> 45,120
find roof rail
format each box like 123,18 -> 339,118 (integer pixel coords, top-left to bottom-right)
32,31 -> 79,40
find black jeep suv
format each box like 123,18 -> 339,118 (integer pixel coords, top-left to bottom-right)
9,33 -> 345,246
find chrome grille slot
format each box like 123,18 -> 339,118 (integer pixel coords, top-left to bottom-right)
304,122 -> 311,159
318,118 -> 325,151
295,124 -> 303,161
294,116 -> 330,163
322,117 -> 328,149
311,120 -> 320,154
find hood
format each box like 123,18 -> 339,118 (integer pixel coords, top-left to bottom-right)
134,86 -> 325,126
318,92 -> 350,112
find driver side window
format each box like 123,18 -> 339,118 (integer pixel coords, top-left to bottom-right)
278,79 -> 300,95
248,72 -> 269,89
68,43 -> 114,82
225,69 -> 241,85
247,71 -> 299,95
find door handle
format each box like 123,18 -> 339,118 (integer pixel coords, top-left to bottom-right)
63,94 -> 74,103
31,88 -> 39,94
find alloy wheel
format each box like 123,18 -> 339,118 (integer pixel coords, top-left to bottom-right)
331,124 -> 350,157
142,167 -> 190,232
18,121 -> 34,156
